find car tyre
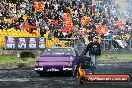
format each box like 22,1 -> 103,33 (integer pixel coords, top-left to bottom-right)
65,71 -> 73,76
39,72 -> 45,77
80,78 -> 83,84
80,77 -> 85,84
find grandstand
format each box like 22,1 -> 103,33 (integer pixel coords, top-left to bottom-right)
0,0 -> 131,50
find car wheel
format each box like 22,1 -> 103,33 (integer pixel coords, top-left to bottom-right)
39,72 -> 45,77
80,77 -> 85,84
77,76 -> 84,84
80,78 -> 83,84
70,71 -> 74,76
65,71 -> 73,76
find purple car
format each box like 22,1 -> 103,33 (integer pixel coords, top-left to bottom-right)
35,47 -> 79,76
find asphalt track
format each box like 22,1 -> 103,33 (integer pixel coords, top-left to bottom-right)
0,61 -> 132,88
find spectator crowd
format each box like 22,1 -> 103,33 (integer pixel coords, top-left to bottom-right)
0,0 -> 131,49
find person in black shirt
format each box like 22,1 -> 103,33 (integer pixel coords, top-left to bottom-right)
0,20 -> 6,29
18,15 -> 24,23
58,31 -> 64,38
40,27 -> 46,37
54,29 -> 58,37
82,36 -> 101,68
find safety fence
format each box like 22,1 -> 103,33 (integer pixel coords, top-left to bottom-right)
52,38 -> 132,51
0,36 -> 132,51
100,39 -> 132,50
58,38 -> 132,51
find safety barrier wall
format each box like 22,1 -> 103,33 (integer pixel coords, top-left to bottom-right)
0,36 -> 132,51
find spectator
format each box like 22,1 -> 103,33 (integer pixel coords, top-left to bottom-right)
40,27 -> 46,37
18,15 -> 24,24
58,31 -> 64,38
54,29 -> 58,37
107,31 -> 114,49
0,0 -> 131,50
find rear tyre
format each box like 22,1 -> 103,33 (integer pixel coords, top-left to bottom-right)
80,77 -> 85,84
65,71 -> 73,76
80,78 -> 83,84
39,72 -> 45,77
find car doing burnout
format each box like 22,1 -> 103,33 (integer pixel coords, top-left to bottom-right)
35,47 -> 79,76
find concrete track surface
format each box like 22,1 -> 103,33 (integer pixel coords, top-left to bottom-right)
0,61 -> 132,88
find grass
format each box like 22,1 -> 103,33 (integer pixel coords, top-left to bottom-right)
0,53 -> 132,64
0,56 -> 36,64
100,53 -> 132,61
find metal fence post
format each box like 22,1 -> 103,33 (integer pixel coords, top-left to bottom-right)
111,40 -> 113,50
103,40 -> 105,50
130,39 -> 132,49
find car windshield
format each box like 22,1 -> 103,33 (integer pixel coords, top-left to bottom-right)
44,48 -> 75,55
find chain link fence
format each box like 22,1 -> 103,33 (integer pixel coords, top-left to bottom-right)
101,39 -> 132,50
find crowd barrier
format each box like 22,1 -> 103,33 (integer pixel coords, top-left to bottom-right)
100,39 -> 132,50
0,36 -> 132,51
0,36 -> 4,48
0,36 -> 46,50
59,38 -> 85,50
58,38 -> 132,51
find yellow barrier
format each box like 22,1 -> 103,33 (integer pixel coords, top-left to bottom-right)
4,17 -> 12,24
0,37 -> 5,48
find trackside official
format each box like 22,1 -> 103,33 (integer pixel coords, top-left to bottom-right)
82,36 -> 101,67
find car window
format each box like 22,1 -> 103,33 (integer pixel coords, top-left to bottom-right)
43,48 -> 75,55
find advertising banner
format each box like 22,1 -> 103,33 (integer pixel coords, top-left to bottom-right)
38,37 -> 46,49
28,38 -> 37,49
5,37 -> 46,50
5,37 -> 17,50
17,37 -> 27,49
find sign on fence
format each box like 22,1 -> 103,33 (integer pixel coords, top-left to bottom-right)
5,37 -> 17,49
17,37 -> 27,49
5,37 -> 46,50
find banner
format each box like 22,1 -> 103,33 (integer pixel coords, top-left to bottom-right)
28,38 -> 37,49
5,37 -> 17,50
20,20 -> 40,30
17,37 -> 27,49
38,37 -> 46,49
5,37 -> 46,50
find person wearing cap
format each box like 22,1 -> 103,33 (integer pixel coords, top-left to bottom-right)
82,36 -> 101,71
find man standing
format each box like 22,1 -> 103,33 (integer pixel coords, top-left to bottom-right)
82,36 -> 101,68
107,31 -> 113,50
